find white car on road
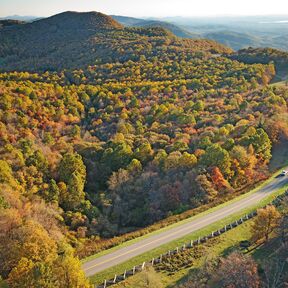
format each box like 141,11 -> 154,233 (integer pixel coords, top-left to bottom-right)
280,170 -> 288,176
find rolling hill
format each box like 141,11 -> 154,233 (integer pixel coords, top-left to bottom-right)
230,47 -> 288,78
203,31 -> 262,50
112,15 -> 199,38
0,11 -> 231,71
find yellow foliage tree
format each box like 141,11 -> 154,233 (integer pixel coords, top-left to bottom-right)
54,252 -> 90,288
251,205 -> 281,243
0,220 -> 57,277
7,258 -> 35,288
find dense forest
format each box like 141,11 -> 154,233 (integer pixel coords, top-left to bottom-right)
0,11 -> 288,287
230,47 -> 288,75
0,11 -> 231,72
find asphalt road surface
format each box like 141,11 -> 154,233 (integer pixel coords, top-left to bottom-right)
83,171 -> 288,277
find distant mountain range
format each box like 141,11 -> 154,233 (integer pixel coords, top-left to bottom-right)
0,15 -> 39,21
0,11 -> 231,72
112,15 -> 288,51
111,15 -> 199,38
1,13 -> 288,52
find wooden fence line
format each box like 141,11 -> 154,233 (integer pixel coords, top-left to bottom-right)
96,190 -> 288,288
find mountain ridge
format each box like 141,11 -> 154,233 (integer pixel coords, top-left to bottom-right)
111,15 -> 199,38
0,11 -> 232,72
42,11 -> 124,30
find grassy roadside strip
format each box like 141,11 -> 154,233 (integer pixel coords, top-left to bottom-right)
82,166 -> 287,264
89,183 -> 288,285
113,221 -> 254,288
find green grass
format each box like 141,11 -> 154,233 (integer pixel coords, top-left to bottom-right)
83,166 -> 286,266
110,216 -> 254,288
89,183 -> 288,285
111,192 -> 288,288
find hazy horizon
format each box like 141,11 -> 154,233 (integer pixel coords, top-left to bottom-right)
0,0 -> 288,18
2,13 -> 288,19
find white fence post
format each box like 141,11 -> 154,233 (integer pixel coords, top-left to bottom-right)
113,275 -> 117,283
97,209 -> 265,288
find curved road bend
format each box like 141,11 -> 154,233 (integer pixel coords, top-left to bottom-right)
83,172 -> 288,277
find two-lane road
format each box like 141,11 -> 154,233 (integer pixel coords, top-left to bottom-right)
83,172 -> 288,277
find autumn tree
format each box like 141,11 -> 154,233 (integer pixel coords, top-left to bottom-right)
200,144 -> 231,177
251,205 -> 281,243
0,160 -> 18,189
7,258 -> 58,288
0,220 -> 57,277
134,142 -> 154,164
214,252 -> 260,288
250,128 -> 272,162
127,159 -> 142,174
53,247 -> 90,288
178,152 -> 197,169
210,166 -> 230,192
58,153 -> 86,210
195,174 -> 218,202
7,250 -> 90,288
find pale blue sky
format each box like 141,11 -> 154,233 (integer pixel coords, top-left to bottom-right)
0,0 -> 287,18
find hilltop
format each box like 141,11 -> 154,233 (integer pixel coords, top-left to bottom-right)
0,11 -> 231,71
112,15 -> 198,38
39,11 -> 124,30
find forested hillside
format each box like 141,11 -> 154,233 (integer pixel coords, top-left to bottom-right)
0,11 -> 288,287
111,15 -> 288,51
112,15 -> 198,38
230,47 -> 288,77
0,11 -> 230,72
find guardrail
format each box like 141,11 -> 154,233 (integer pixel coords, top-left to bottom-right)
95,190 -> 288,288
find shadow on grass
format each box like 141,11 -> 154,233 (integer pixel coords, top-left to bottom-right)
167,267 -> 203,288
